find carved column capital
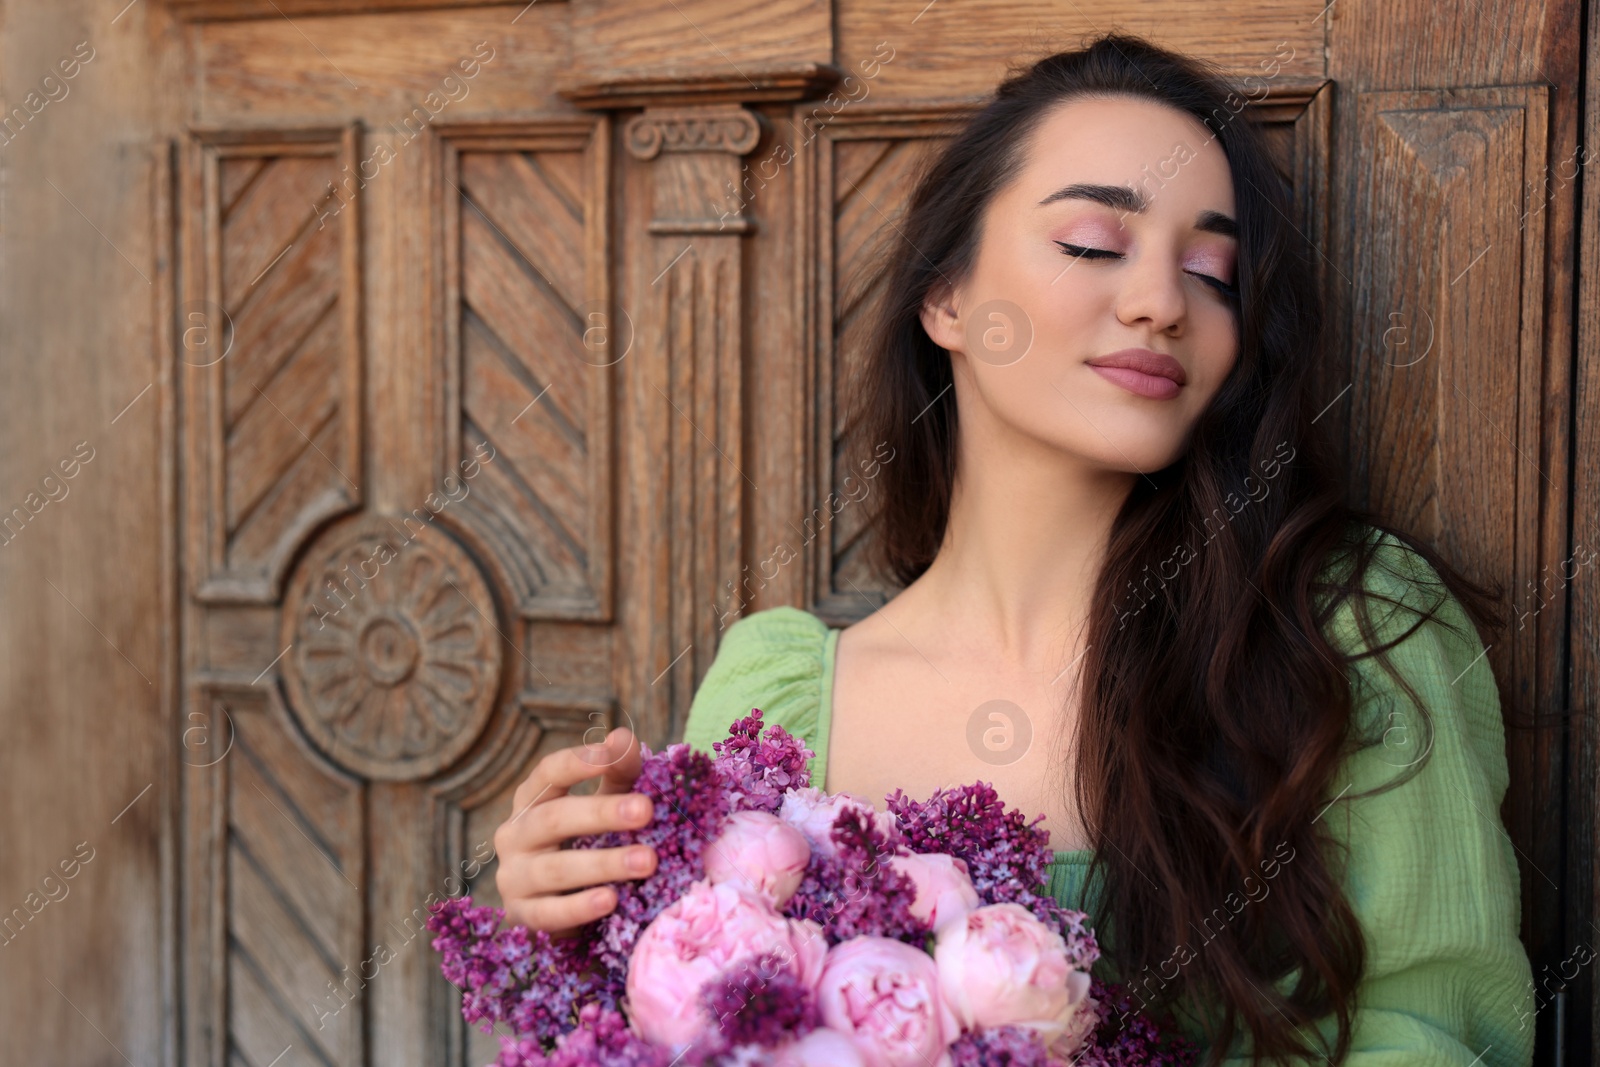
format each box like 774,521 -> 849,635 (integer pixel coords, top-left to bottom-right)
624,105 -> 762,161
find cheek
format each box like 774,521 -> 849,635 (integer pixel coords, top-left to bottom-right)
1185,304 -> 1240,390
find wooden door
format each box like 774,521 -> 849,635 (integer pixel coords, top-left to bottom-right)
2,1 -> 1592,1065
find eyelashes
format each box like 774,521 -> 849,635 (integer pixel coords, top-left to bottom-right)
1054,240 -> 1240,300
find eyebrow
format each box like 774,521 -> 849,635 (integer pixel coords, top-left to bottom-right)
1037,182 -> 1238,239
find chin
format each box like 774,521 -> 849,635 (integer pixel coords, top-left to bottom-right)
1071,438 -> 1184,475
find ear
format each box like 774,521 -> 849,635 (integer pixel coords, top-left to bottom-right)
918,280 -> 964,353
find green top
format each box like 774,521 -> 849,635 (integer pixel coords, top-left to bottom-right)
681,531 -> 1535,1065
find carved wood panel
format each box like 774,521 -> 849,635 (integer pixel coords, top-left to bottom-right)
176,114 -> 620,1067
1347,85 -> 1548,692
182,126 -> 365,604
181,684 -> 368,1067
279,514 -> 505,780
803,109 -> 957,621
437,121 -> 615,622
1341,83 -> 1558,996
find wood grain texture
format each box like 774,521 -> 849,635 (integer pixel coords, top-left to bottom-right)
570,0 -> 830,85
560,62 -> 841,110
181,684 -> 368,1067
836,1 -> 1328,104
1346,85 -> 1547,634
0,2 -> 179,1063
197,11 -> 573,122
164,0 -> 548,21
225,698 -> 365,1064
624,104 -> 760,736
437,120 -> 615,619
183,126 -> 364,603
811,114 -> 957,621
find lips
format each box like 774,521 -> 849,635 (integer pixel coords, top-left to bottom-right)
1084,348 -> 1187,400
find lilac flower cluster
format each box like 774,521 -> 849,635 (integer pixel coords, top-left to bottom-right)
710,710 -> 814,813
887,782 -> 1100,968
427,895 -> 597,1043
948,1024 -> 1059,1065
783,807 -> 927,944
494,1003 -> 672,1067
700,949 -> 820,1048
1071,977 -> 1200,1067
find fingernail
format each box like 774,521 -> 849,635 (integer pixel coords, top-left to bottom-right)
627,797 -> 650,819
628,848 -> 651,873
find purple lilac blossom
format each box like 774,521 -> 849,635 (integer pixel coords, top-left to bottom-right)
433,716 -> 1196,1065
1070,977 -> 1198,1067
712,709 -> 815,813
426,895 -> 596,1044
947,1025 -> 1056,1065
493,1003 -> 674,1067
782,806 -> 928,944
700,950 -> 821,1049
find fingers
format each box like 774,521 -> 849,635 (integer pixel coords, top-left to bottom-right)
493,729 -> 660,935
503,884 -> 619,936
593,727 -> 644,795
509,728 -> 632,818
499,842 -> 658,900
495,790 -> 653,859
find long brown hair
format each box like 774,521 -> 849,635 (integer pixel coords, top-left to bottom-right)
847,32 -> 1509,1066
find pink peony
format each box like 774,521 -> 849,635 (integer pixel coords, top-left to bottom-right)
934,903 -> 1094,1054
773,1026 -> 869,1067
816,936 -> 958,1067
779,787 -> 899,859
886,852 -> 979,932
704,810 -> 812,908
1056,989 -> 1101,1057
625,880 -> 826,1049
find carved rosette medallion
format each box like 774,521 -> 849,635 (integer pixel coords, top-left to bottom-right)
279,515 -> 504,780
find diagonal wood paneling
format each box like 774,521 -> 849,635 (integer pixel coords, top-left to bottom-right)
181,687 -> 367,1067
829,134 -> 942,603
226,705 -> 365,1064
438,122 -> 614,620
804,108 -> 965,620
182,127 -> 364,604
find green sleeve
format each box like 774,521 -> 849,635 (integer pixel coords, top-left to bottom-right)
681,605 -> 832,784
1216,532 -> 1535,1066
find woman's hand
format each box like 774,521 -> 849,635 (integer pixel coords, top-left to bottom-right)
492,726 -> 659,936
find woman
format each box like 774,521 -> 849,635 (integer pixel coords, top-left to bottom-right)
492,33 -> 1535,1066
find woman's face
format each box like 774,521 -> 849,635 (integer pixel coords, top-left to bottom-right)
922,95 -> 1241,475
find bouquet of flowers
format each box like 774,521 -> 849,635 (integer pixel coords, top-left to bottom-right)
428,710 -> 1196,1066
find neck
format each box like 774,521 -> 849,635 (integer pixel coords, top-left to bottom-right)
915,388 -> 1135,673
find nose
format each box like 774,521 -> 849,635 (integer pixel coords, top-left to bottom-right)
1113,249 -> 1187,336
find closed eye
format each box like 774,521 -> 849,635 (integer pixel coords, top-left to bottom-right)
1054,241 -> 1119,261
1055,240 -> 1239,300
